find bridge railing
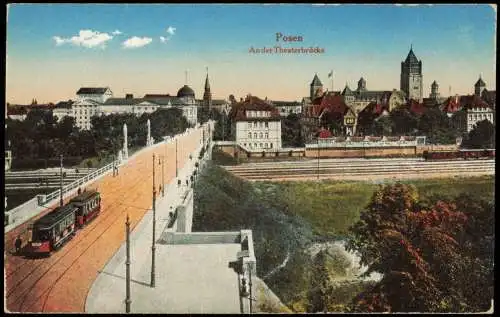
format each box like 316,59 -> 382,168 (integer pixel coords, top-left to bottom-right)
40,160 -> 117,205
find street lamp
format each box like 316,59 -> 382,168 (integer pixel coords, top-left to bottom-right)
150,153 -> 157,288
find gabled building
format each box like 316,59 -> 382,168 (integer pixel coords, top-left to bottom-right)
229,95 -> 282,151
455,94 -> 494,133
340,78 -> 396,113
271,100 -> 302,117
76,87 -> 113,103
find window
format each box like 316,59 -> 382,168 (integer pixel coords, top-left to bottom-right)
254,143 -> 257,148
254,133 -> 257,138
260,143 -> 263,148
259,122 -> 263,128
259,132 -> 263,138
248,132 -> 252,139
264,143 -> 268,148
248,122 -> 252,128
265,132 -> 268,139
270,143 -> 273,149
254,122 -> 257,128
265,122 -> 269,128
244,143 -> 246,147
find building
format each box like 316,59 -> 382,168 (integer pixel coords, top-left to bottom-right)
271,100 -> 302,117
229,95 -> 282,151
6,102 -> 56,121
423,81 -> 446,108
340,78 -> 396,113
198,71 -> 230,114
76,87 -> 113,103
400,46 -> 423,102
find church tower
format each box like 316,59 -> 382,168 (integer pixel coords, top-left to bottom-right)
400,45 -> 423,102
474,75 -> 486,96
310,74 -> 323,100
203,68 -> 212,109
429,80 -> 440,100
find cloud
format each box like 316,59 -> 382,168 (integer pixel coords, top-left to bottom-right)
159,36 -> 168,43
166,26 -> 176,36
112,30 -> 122,35
52,29 -> 113,48
122,36 -> 153,49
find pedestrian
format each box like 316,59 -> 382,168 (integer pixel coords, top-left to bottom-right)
78,187 -> 82,195
15,235 -> 22,255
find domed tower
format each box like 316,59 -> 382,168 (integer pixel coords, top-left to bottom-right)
203,68 -> 212,109
357,77 -> 367,92
474,75 -> 486,96
400,45 -> 423,101
429,80 -> 440,100
310,73 -> 323,100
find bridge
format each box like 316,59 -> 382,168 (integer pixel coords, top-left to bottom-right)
4,121 -> 258,314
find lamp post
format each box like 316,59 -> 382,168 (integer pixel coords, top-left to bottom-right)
161,155 -> 165,197
175,138 -> 178,178
150,154 -> 157,288
59,154 -> 64,207
125,214 -> 131,313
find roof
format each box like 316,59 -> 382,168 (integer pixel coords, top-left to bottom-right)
359,101 -> 389,117
408,99 -> 426,115
341,85 -> 353,96
481,89 -> 496,107
204,74 -> 210,90
318,128 -> 332,138
143,94 -> 172,99
7,106 -> 28,115
34,204 -> 77,229
475,77 -> 486,87
460,94 -> 492,110
229,95 -> 281,121
212,99 -> 228,105
441,96 -> 462,113
103,98 -> 146,106
404,48 -> 420,64
54,101 -> 74,109
271,101 -> 301,106
177,85 -> 195,98
353,90 -> 390,101
312,93 -> 349,117
77,87 -> 109,95
310,74 -> 322,86
431,80 -> 438,87
70,190 -> 99,203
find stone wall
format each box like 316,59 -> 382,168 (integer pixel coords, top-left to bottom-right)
305,146 -> 417,158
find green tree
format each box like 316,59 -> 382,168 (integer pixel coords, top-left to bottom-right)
418,108 -> 457,144
390,107 -> 418,135
282,113 -> 305,147
461,120 -> 495,149
372,115 -> 393,136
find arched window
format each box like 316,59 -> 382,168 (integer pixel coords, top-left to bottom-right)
254,143 -> 257,148
254,133 -> 257,138
265,122 -> 269,128
254,122 -> 258,128
265,132 -> 268,139
259,132 -> 263,138
260,143 -> 263,148
248,132 -> 252,139
270,143 -> 273,148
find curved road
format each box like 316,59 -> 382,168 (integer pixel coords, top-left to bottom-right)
4,126 -> 207,313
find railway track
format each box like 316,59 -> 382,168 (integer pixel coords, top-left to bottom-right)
224,159 -> 495,181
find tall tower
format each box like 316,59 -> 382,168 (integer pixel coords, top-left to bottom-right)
310,74 -> 323,100
429,80 -> 440,100
203,68 -> 212,109
474,75 -> 486,96
400,45 -> 423,102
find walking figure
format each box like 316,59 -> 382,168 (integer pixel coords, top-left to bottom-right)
78,187 -> 82,195
15,235 -> 22,255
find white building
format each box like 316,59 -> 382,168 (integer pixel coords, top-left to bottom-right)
230,95 -> 282,151
52,84 -> 199,130
271,100 -> 302,117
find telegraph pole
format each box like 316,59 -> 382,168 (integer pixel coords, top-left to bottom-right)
59,154 -> 64,206
151,154 -> 157,288
125,214 -> 131,313
161,156 -> 165,197
175,138 -> 178,178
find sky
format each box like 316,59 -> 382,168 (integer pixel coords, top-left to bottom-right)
5,4 -> 497,104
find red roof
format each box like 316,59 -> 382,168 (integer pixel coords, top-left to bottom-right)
459,94 -> 492,110
229,95 -> 281,121
312,93 -> 348,117
318,128 -> 332,138
441,96 -> 461,114
408,99 -> 426,115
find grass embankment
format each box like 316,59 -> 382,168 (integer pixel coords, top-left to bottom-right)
193,164 -> 494,312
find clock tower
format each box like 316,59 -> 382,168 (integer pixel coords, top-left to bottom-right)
400,45 -> 423,102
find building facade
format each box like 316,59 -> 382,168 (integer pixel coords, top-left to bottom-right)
230,95 -> 282,151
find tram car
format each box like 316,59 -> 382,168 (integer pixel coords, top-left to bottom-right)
423,149 -> 495,161
29,204 -> 78,256
28,190 -> 101,256
70,190 -> 101,228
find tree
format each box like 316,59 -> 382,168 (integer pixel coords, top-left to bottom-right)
372,115 -> 393,136
347,183 -> 493,312
418,108 -> 457,144
461,120 -> 494,149
307,250 -> 331,312
282,113 -> 305,147
390,107 -> 418,135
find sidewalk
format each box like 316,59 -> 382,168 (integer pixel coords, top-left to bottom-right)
86,133 -> 243,313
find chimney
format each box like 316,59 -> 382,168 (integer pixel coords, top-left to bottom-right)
126,94 -> 133,99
